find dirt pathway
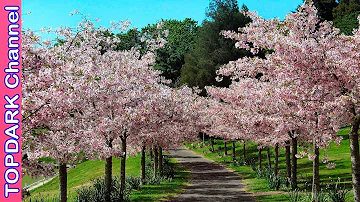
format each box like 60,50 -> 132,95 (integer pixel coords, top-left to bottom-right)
166,147 -> 255,202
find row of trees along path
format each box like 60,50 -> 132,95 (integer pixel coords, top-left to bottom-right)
22,16 -> 208,202
205,2 -> 360,202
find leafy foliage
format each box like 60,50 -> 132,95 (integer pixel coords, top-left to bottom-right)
180,0 -> 252,92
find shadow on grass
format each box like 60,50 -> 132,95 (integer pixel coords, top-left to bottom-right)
166,151 -> 255,202
130,166 -> 189,202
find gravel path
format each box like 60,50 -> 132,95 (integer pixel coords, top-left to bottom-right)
166,147 -> 255,202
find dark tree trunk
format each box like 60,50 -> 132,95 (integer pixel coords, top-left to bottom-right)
350,114 -> 360,202
120,137 -> 127,199
224,141 -> 227,155
285,141 -> 291,187
210,137 -> 215,152
149,147 -> 153,159
159,147 -> 163,175
141,145 -> 146,184
59,163 -> 67,202
232,141 -> 236,162
312,142 -> 320,201
291,137 -> 298,189
258,147 -> 262,169
243,141 -> 246,160
154,146 -> 159,177
105,140 -> 113,202
267,147 -> 272,168
274,143 -> 279,176
274,143 -> 279,190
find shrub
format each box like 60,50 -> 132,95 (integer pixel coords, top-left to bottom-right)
325,178 -> 349,202
284,188 -> 302,202
74,175 -> 130,202
27,196 -> 59,202
301,190 -> 329,202
268,174 -> 284,190
125,176 -> 141,190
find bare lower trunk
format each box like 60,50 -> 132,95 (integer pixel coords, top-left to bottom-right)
291,137 -> 298,189
224,141 -> 227,155
243,141 -> 246,160
312,142 -> 320,201
350,114 -> 360,202
232,141 -> 236,162
59,163 -> 67,202
159,147 -> 163,175
210,137 -> 215,152
120,137 -> 127,199
105,156 -> 112,202
267,147 -> 272,168
274,143 -> 279,176
105,140 -> 113,202
154,146 -> 159,177
141,145 -> 146,184
285,141 -> 291,187
258,147 -> 262,169
149,147 -> 153,159
274,143 -> 279,190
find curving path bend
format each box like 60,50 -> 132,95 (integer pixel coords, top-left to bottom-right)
166,147 -> 255,202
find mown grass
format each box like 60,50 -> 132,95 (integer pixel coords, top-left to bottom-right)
186,127 -> 355,201
130,158 -> 189,202
23,174 -> 45,187
25,154 -> 189,201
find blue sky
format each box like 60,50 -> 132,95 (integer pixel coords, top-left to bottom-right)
23,0 -> 303,40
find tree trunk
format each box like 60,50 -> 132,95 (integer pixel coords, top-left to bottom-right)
291,137 -> 298,189
105,140 -> 113,202
159,147 -> 163,175
154,146 -> 158,177
274,143 -> 279,176
285,141 -> 291,187
350,114 -> 360,202
149,147 -> 153,159
224,141 -> 227,155
120,137 -> 127,199
232,141 -> 236,162
141,145 -> 146,184
243,141 -> 246,160
274,143 -> 279,190
312,142 -> 320,201
210,137 -> 215,152
258,147 -> 262,169
59,163 -> 67,202
267,147 -> 272,168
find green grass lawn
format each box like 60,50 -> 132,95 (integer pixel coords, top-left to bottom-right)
25,155 -> 189,201
186,127 -> 356,201
23,174 -> 45,187
130,158 -> 189,202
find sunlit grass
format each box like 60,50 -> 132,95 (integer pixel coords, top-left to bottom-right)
25,155 -> 189,201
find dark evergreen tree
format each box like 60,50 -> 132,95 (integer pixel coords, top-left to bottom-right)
141,19 -> 199,85
333,0 -> 360,35
312,0 -> 338,21
180,0 -> 252,93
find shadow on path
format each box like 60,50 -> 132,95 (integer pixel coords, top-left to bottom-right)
166,148 -> 255,202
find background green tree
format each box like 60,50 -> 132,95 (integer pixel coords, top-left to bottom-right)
141,18 -> 199,85
333,0 -> 360,35
180,0 -> 251,93
312,0 -> 338,21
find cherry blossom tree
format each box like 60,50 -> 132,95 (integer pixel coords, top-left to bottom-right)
216,1 -> 355,199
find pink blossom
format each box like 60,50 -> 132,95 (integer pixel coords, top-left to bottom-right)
326,163 -> 336,169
